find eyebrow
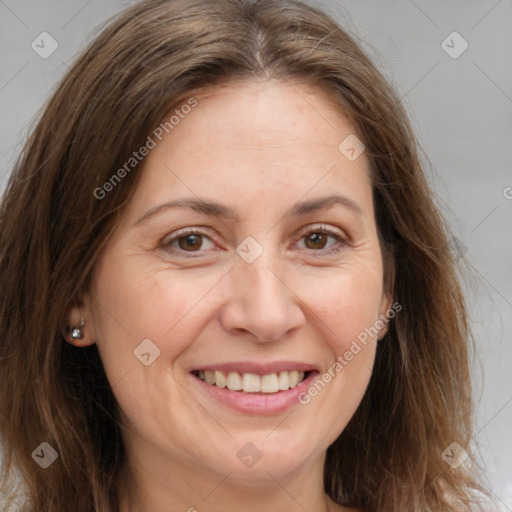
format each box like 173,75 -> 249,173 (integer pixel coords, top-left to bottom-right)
134,193 -> 364,226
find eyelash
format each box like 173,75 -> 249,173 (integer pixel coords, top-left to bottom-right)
160,224 -> 348,258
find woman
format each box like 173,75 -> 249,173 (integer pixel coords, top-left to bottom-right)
0,0 -> 487,510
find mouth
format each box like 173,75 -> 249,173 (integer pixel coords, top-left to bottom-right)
189,363 -> 319,415
191,369 -> 311,393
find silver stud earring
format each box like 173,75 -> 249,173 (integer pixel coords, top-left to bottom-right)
70,317 -> 85,343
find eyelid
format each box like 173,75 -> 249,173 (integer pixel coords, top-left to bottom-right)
296,223 -> 346,240
160,226 -> 220,254
293,223 -> 349,253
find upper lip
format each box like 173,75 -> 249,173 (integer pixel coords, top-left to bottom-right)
191,361 -> 319,375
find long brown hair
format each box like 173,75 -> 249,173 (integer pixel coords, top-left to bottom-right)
0,0 -> 486,510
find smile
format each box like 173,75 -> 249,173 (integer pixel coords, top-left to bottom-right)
189,362 -> 320,415
192,369 -> 308,393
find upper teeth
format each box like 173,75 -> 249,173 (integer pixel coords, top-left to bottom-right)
196,370 -> 306,393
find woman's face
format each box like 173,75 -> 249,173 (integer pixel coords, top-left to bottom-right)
82,80 -> 391,491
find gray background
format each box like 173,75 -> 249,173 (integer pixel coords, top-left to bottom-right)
1,0 -> 511,509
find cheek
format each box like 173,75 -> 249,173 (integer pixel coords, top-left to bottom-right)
299,260 -> 385,351
291,260 -> 383,421
89,255 -> 224,373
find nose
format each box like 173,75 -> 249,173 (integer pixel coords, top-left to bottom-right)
218,250 -> 305,343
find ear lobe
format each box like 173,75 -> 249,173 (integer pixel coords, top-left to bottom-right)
61,298 -> 96,347
377,322 -> 389,340
377,294 -> 394,340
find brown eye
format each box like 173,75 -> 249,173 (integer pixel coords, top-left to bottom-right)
296,225 -> 347,254
304,232 -> 328,250
162,229 -> 216,255
178,234 -> 204,251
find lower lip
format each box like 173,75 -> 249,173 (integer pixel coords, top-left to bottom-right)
190,371 -> 319,415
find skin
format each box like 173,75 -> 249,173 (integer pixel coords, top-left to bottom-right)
65,79 -> 392,512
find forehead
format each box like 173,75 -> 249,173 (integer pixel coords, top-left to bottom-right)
168,78 -> 360,154
122,79 -> 373,223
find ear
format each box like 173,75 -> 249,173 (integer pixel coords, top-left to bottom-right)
377,293 -> 394,340
61,295 -> 96,347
